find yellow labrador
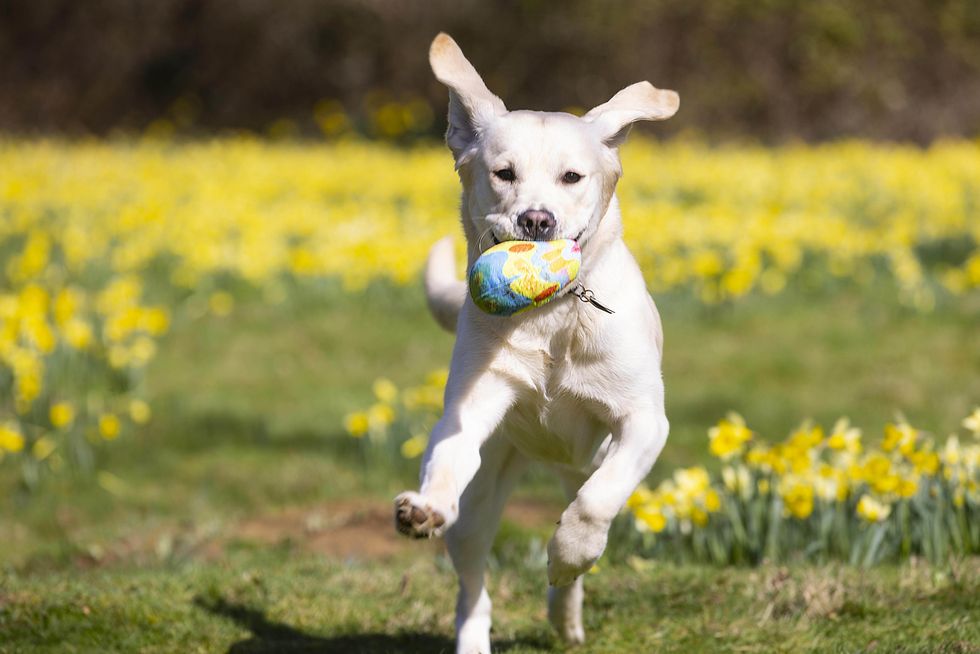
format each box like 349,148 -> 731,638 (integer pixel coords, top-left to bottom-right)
395,33 -> 678,653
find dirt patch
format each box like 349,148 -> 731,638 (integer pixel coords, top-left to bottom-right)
56,496 -> 563,570
223,497 -> 561,562
230,499 -> 435,560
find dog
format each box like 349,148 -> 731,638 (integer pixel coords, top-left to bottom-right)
394,33 -> 678,653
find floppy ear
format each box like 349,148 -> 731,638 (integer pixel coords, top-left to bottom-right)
429,33 -> 506,166
583,82 -> 679,148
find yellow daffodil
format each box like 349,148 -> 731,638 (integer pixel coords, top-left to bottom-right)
721,465 -> 752,499
50,402 -> 75,429
963,408 -> 980,437
372,378 -> 398,403
758,478 -> 770,495
708,412 -> 752,460
704,488 -> 722,512
674,466 -> 710,496
425,368 -> 450,388
98,414 -> 121,440
636,506 -> 668,532
856,495 -> 891,522
883,422 -> 918,456
367,403 -> 396,431
897,476 -> 918,499
910,450 -> 940,476
627,485 -> 654,509
343,412 -> 369,438
779,477 -> 815,520
827,417 -> 862,454
0,423 -> 25,452
129,399 -> 152,424
400,433 -> 428,459
942,436 -> 962,466
61,318 -> 94,349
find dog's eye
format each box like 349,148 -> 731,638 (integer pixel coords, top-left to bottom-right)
493,168 -> 516,182
562,171 -> 583,184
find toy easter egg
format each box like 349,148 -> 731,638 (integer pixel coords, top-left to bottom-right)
468,239 -> 581,316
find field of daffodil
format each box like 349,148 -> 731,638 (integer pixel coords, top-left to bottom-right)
623,411 -> 980,566
345,370 -> 980,566
1,135 -> 978,500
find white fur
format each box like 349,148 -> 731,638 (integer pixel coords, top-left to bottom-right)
395,33 -> 677,653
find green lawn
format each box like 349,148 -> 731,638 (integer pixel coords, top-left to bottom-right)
2,281 -> 979,651
2,554 -> 977,653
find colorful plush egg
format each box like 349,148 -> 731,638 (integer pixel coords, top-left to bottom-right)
468,239 -> 581,316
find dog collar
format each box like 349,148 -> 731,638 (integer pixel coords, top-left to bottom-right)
570,283 -> 615,314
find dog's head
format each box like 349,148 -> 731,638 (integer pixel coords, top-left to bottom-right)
430,33 -> 678,252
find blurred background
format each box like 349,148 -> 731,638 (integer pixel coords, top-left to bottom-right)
4,0 -> 980,141
1,3 -> 979,652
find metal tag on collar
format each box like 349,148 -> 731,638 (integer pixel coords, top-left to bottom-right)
571,284 -> 615,314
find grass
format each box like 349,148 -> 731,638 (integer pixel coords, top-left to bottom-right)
150,279 -> 980,469
2,553 -> 977,653
2,280 -> 979,651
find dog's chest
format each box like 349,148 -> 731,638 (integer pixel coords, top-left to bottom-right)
501,391 -> 610,470
491,305 -> 615,468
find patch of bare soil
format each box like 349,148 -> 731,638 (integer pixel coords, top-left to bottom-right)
219,496 -> 561,562
230,499 -> 434,560
64,497 -> 562,569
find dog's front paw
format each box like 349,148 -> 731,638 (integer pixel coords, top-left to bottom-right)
394,491 -> 451,539
547,506 -> 609,587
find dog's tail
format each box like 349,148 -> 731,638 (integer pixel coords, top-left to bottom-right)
424,236 -> 467,333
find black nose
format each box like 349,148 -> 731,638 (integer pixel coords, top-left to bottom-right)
516,209 -> 557,240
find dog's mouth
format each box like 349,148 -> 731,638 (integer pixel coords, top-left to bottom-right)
491,229 -> 586,246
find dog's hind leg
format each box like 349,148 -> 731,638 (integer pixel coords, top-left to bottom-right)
547,469 -> 588,645
446,435 -> 526,654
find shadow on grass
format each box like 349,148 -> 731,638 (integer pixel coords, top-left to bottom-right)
196,596 -> 553,654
